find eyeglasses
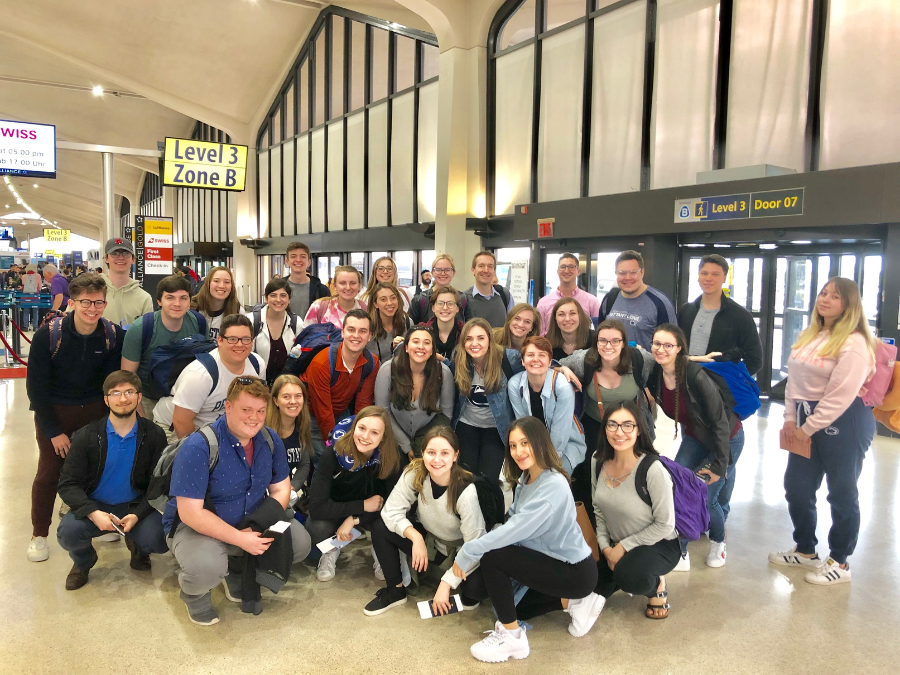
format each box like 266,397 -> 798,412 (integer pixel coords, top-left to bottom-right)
650,340 -> 677,351
108,250 -> 132,259
606,420 -> 637,433
235,376 -> 263,386
107,390 -> 138,399
434,301 -> 457,309
432,268 -> 453,274
223,336 -> 254,345
616,269 -> 642,277
76,299 -> 108,309
558,264 -> 578,272
374,265 -> 394,273
598,338 -> 623,347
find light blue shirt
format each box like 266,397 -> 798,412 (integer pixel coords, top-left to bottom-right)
454,469 -> 591,574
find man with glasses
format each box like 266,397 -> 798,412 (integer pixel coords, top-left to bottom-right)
464,251 -> 514,328
598,250 -> 676,350
165,376 -> 311,625
154,314 -> 263,443
26,273 -> 125,563
286,241 -> 331,319
537,253 -> 601,335
56,370 -> 169,590
101,238 -> 153,328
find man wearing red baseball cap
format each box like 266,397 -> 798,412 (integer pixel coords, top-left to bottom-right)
102,237 -> 152,328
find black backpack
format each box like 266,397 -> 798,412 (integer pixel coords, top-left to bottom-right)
458,475 -> 507,531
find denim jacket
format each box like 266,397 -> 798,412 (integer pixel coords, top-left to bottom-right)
507,370 -> 586,473
450,349 -> 523,440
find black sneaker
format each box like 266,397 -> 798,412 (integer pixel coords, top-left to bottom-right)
363,586 -> 408,616
125,537 -> 151,571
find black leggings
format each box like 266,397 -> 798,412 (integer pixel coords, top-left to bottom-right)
517,537 -> 681,620
370,518 -> 488,601
480,545 -> 597,625
455,422 -> 506,480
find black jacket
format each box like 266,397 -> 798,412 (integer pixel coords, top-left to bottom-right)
235,496 -> 293,600
57,415 -> 167,520
26,312 -> 124,438
409,288 -> 474,325
307,274 -> 332,306
647,360 -> 736,478
308,447 -> 399,526
678,293 -> 763,376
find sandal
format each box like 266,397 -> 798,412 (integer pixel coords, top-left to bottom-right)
645,583 -> 669,620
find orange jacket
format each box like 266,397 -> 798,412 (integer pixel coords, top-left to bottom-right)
302,343 -> 379,439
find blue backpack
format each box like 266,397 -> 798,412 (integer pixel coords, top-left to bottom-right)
596,453 -> 710,541
700,361 -> 761,420
146,335 -> 261,399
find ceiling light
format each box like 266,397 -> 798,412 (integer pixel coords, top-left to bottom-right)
92,85 -> 103,96
790,240 -> 812,245
53,221 -> 57,224
33,184 -> 38,188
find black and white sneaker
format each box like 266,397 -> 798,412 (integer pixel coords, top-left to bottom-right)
805,558 -> 851,586
363,586 -> 408,616
768,546 -> 821,568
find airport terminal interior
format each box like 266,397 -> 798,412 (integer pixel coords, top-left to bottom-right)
2,0 -> 900,672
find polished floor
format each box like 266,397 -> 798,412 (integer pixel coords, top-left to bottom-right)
1,376 -> 897,675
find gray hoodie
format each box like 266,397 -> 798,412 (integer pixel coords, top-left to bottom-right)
102,274 -> 153,328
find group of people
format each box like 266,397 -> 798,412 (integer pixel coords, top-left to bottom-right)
24,237 -> 879,663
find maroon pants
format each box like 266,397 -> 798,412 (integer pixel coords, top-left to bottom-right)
32,401 -> 107,537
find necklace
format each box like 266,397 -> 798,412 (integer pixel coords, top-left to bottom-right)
601,465 -> 633,488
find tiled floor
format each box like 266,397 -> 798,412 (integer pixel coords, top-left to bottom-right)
1,376 -> 897,674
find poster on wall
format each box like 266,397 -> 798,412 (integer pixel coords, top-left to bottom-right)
507,261 -> 529,305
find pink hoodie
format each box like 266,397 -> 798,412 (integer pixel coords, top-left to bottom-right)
785,331 -> 875,435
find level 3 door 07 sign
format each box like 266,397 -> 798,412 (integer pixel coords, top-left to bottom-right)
0,120 -> 56,179
162,137 -> 247,191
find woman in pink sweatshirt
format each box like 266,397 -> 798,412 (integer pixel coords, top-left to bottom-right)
770,277 -> 877,586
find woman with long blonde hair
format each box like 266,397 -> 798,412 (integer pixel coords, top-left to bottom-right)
266,375 -> 313,496
771,277 -> 877,586
362,256 -> 411,310
191,266 -> 242,338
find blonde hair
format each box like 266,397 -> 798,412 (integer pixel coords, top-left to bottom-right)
494,303 -> 541,348
363,256 -> 409,306
432,254 -> 455,273
453,318 -> 504,396
266,375 -> 312,452
333,406 -> 400,480
792,277 -> 877,358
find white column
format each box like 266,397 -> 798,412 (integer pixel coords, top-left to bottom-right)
433,45 -> 487,289
233,147 -> 259,307
101,152 -> 116,243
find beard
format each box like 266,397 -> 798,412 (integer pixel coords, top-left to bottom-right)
110,407 -> 137,419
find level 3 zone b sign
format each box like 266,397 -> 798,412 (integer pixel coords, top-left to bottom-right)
162,137 -> 247,191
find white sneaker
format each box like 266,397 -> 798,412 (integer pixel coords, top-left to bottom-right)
768,546 -> 820,567
27,536 -> 49,562
805,558 -> 851,586
97,533 -> 121,543
317,548 -> 340,582
672,551 -> 690,572
706,541 -> 726,568
470,621 -> 530,663
565,593 -> 605,637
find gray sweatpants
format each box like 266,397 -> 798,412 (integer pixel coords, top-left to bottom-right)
170,520 -> 312,596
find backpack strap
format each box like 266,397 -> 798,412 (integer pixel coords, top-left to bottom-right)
550,370 -> 559,402
493,284 -> 511,308
599,288 -> 620,322
101,318 -> 118,352
49,316 -> 65,359
189,309 -> 208,337
289,312 -> 298,335
252,308 -> 263,337
633,455 -> 657,508
248,353 -> 261,375
501,352 -> 514,382
631,347 -> 646,389
358,350 -> 375,392
140,311 -> 156,353
195,352 -> 219,396
260,426 -> 276,455
198,424 -> 220,471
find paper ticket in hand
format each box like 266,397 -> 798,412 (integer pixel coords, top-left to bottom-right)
316,527 -> 362,554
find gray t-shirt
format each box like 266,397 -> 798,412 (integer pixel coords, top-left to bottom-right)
288,279 -> 311,319
607,286 -> 677,350
689,306 -> 721,356
459,371 -> 495,428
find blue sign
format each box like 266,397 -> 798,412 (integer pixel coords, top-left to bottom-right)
0,255 -> 13,269
73,251 -> 83,265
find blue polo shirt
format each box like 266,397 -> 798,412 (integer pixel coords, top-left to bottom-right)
162,415 -> 289,534
89,419 -> 140,506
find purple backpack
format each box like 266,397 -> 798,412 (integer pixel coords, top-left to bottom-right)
599,454 -> 710,541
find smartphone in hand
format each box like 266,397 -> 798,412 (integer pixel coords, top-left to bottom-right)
109,515 -> 126,536
418,595 -> 463,619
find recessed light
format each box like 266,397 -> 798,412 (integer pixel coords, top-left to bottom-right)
790,240 -> 812,245
92,85 -> 104,96
33,184 -> 38,188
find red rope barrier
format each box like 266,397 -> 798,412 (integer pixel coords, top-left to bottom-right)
10,319 -> 32,344
0,330 -> 28,366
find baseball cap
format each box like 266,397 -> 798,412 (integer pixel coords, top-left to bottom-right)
105,237 -> 134,255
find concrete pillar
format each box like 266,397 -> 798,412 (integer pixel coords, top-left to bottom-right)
233,147 -> 259,307
433,45 -> 487,289
101,152 -> 115,244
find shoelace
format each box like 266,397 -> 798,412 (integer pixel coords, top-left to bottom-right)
479,629 -> 506,646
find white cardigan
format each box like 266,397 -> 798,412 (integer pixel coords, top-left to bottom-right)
253,305 -> 300,367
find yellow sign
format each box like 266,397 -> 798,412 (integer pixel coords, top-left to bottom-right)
162,137 -> 247,191
44,228 -> 70,242
145,219 -> 173,235
45,249 -> 55,257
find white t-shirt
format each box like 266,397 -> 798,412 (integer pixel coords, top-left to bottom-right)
154,348 -> 263,429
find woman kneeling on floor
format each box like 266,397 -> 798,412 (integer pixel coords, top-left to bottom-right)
452,417 -> 604,664
364,426 -> 488,616
306,406 -> 401,582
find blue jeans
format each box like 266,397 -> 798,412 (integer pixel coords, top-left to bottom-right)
57,504 -> 168,570
784,398 -> 874,564
675,427 -> 745,545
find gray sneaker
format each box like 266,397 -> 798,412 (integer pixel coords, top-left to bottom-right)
180,591 -> 219,626
222,575 -> 241,602
317,548 -> 340,582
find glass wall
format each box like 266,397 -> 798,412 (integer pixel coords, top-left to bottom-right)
257,8 -> 440,237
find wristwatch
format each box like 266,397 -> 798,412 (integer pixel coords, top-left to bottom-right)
353,516 -> 360,526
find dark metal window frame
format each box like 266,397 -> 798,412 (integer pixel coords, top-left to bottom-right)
256,6 -> 439,240
487,0 -> 829,215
